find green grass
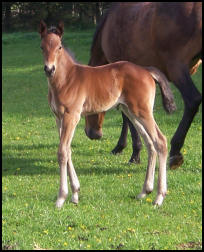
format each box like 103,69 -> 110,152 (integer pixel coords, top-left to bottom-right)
2,30 -> 202,250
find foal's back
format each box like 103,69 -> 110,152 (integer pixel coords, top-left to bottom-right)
79,61 -> 155,115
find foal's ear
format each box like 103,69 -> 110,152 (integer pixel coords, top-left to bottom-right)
57,21 -> 64,38
39,20 -> 47,38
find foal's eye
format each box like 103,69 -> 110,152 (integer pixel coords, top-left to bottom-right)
59,46 -> 62,50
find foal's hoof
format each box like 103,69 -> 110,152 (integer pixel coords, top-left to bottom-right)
169,154 -> 184,170
153,194 -> 165,206
111,145 -> 126,155
56,198 -> 66,209
71,193 -> 79,204
137,192 -> 147,199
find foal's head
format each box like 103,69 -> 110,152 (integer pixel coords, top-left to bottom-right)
39,20 -> 64,77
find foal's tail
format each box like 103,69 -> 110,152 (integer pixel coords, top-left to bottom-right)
145,66 -> 177,113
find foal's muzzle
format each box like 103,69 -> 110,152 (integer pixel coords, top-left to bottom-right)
44,65 -> 55,77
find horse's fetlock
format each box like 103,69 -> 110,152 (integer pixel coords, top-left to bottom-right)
190,95 -> 202,112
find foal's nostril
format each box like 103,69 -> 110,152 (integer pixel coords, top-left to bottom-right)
44,65 -> 48,72
44,65 -> 55,76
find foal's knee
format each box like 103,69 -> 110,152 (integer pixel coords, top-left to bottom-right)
147,142 -> 157,156
155,134 -> 168,156
160,136 -> 168,156
58,148 -> 67,165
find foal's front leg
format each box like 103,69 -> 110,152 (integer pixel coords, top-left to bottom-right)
56,117 -> 62,139
56,112 -> 80,208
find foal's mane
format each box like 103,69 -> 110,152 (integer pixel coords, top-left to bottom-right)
47,26 -> 60,35
47,25 -> 77,63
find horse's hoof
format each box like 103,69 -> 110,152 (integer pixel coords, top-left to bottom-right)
111,145 -> 126,155
169,154 -> 184,169
129,156 -> 140,164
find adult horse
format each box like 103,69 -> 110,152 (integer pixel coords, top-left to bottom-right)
85,2 -> 202,169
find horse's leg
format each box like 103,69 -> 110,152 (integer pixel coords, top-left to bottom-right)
167,64 -> 202,169
121,105 -> 167,205
127,116 -> 142,164
56,112 -> 80,208
112,113 -> 142,163
111,112 -> 128,154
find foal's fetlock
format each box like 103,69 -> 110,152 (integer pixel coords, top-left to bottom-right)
56,191 -> 68,208
145,185 -> 154,194
137,186 -> 153,200
56,197 -> 66,208
137,191 -> 147,199
71,191 -> 79,204
153,192 -> 166,206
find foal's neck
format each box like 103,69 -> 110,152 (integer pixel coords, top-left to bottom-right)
58,47 -> 75,72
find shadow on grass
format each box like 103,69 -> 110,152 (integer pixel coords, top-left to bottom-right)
2,142 -> 144,177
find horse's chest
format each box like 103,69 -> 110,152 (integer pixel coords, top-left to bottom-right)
48,88 -> 59,116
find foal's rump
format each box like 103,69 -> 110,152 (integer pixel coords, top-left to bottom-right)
82,61 -> 175,117
111,62 -> 176,116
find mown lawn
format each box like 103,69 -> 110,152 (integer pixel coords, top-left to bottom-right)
2,30 -> 202,250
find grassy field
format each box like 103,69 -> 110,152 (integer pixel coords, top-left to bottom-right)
2,30 -> 202,250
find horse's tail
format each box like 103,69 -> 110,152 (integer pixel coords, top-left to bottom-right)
145,66 -> 177,113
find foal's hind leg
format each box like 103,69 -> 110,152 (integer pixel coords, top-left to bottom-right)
121,106 -> 167,205
137,117 -> 168,206
120,106 -> 157,198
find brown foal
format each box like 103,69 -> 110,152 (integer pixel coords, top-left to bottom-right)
39,21 -> 170,208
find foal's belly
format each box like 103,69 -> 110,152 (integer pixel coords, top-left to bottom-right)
82,94 -> 125,116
